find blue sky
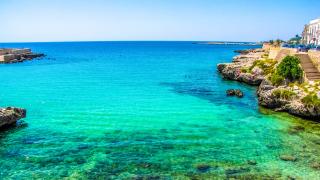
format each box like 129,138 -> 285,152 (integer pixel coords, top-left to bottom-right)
0,0 -> 319,42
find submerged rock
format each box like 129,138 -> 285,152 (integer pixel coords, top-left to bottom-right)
279,155 -> 297,162
225,167 -> 250,176
311,162 -> 320,170
288,125 -> 305,135
196,164 -> 211,173
226,89 -> 244,97
0,107 -> 26,129
247,160 -> 257,165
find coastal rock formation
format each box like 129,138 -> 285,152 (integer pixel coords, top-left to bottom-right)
218,48 -> 320,120
0,48 -> 45,64
226,89 -> 244,97
0,107 -> 26,129
217,60 -> 264,85
257,80 -> 320,119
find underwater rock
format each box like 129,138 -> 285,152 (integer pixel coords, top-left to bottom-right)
247,160 -> 257,165
225,167 -> 250,176
226,89 -> 244,98
196,164 -> 211,173
132,175 -> 161,180
279,155 -> 297,162
287,175 -> 297,180
311,138 -> 320,145
288,125 -> 305,135
311,162 -> 320,170
0,107 -> 26,129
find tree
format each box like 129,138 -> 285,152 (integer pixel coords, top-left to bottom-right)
288,35 -> 302,45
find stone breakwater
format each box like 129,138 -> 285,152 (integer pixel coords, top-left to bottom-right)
0,48 -> 45,64
0,107 -> 26,129
217,50 -> 320,120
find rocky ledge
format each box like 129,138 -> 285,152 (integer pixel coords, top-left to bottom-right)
257,80 -> 320,119
217,59 -> 264,85
0,48 -> 45,64
217,49 -> 320,120
0,107 -> 26,129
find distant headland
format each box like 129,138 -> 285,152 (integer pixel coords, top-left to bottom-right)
195,41 -> 261,46
0,48 -> 45,64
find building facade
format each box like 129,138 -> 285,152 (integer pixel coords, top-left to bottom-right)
301,18 -> 320,46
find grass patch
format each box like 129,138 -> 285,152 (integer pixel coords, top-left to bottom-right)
269,73 -> 285,86
302,94 -> 320,107
272,89 -> 296,100
250,59 -> 277,75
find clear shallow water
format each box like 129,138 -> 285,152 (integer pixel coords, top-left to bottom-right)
0,42 -> 319,179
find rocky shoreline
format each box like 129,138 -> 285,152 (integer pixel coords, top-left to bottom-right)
0,107 -> 26,129
218,48 -> 320,120
0,48 -> 45,64
0,48 -> 40,130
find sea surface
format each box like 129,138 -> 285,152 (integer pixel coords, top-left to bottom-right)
0,42 -> 319,179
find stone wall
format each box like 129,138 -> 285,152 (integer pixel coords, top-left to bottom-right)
308,50 -> 320,71
268,47 -> 280,59
268,47 -> 298,61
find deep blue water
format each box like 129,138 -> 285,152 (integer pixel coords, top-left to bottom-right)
0,42 -> 319,179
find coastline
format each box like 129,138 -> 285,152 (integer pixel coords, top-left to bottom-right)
217,46 -> 320,120
0,48 -> 45,64
0,48 -> 44,130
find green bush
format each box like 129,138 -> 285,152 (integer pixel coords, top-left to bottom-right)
302,94 -> 320,107
272,89 -> 296,100
276,56 -> 303,81
270,73 -> 285,86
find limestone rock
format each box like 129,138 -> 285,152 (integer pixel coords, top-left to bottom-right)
0,107 -> 26,129
279,155 -> 297,162
226,89 -> 244,97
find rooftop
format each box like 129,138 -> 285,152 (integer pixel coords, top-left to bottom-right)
309,18 -> 320,24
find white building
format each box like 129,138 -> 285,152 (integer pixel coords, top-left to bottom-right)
302,18 -> 320,46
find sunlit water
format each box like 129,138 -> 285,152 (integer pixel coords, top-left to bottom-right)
0,42 -> 319,179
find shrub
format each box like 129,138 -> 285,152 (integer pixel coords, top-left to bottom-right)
302,94 -> 320,107
272,89 -> 296,100
241,68 -> 250,73
249,59 -> 277,75
276,56 -> 303,82
270,73 -> 285,86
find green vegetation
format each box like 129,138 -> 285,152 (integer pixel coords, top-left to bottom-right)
241,59 -> 277,75
270,73 -> 285,86
272,89 -> 296,100
267,39 -> 285,47
269,56 -> 303,86
250,59 -> 277,75
240,67 -> 250,73
302,94 -> 320,107
287,35 -> 302,45
277,56 -> 303,81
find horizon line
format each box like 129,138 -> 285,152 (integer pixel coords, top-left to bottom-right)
0,40 -> 261,44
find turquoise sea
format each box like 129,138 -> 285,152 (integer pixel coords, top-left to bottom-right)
0,42 -> 320,179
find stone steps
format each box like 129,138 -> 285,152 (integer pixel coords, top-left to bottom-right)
296,53 -> 320,81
